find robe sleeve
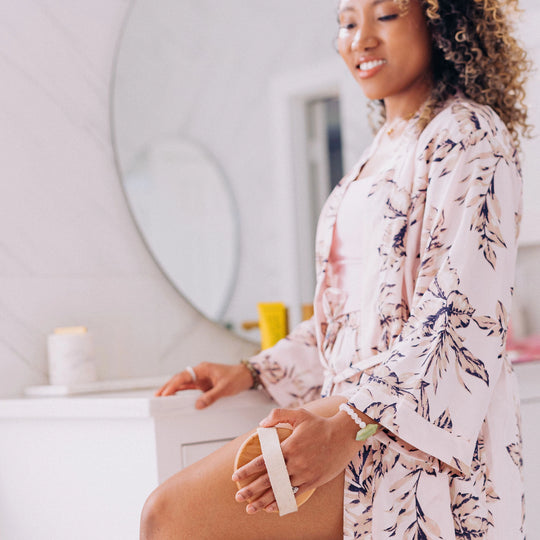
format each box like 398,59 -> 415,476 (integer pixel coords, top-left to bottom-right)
344,110 -> 522,475
248,317 -> 325,408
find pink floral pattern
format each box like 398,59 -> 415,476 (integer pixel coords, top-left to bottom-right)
250,97 -> 524,538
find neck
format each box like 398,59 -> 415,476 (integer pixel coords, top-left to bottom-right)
383,80 -> 432,124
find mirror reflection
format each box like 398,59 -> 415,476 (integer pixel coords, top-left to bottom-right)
112,0 -> 347,334
123,137 -> 239,320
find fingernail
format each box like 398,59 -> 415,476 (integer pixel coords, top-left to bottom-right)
235,492 -> 245,502
231,473 -> 238,482
265,503 -> 277,513
246,504 -> 257,514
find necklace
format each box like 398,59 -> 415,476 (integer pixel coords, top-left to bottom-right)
385,111 -> 416,137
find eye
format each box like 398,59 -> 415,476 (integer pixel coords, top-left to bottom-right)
338,17 -> 356,31
378,13 -> 399,21
337,12 -> 357,31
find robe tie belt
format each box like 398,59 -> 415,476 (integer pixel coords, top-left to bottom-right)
320,287 -> 391,394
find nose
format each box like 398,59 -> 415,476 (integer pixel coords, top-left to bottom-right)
350,23 -> 377,51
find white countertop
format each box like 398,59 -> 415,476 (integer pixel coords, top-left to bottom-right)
0,361 -> 537,419
0,388 -> 274,419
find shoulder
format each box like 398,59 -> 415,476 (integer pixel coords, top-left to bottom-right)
417,96 -> 516,166
425,96 -> 506,140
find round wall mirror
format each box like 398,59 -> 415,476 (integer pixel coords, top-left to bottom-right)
111,0 -> 344,334
121,137 -> 239,320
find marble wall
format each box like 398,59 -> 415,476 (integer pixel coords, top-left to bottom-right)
0,0 -> 256,398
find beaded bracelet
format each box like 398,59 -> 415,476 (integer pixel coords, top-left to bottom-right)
339,403 -> 379,441
240,358 -> 262,390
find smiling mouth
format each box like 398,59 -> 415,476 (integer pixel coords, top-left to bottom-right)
357,59 -> 387,71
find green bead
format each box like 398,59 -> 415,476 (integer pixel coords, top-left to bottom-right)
355,423 -> 378,441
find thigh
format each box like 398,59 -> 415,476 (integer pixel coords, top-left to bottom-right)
142,396 -> 345,540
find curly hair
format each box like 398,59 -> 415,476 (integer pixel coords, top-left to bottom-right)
374,0 -> 531,149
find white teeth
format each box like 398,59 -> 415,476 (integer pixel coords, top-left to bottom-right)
358,59 -> 386,71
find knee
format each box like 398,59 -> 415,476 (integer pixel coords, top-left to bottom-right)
140,486 -> 166,539
140,482 -> 186,540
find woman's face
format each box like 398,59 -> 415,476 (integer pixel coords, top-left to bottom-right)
337,0 -> 432,118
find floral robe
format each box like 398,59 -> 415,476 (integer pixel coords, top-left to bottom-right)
249,97 -> 525,539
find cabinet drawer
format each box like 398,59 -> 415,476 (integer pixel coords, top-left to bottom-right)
181,438 -> 234,468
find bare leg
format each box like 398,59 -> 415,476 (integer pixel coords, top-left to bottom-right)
140,396 -> 346,540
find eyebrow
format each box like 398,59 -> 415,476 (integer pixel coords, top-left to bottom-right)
338,0 -> 394,13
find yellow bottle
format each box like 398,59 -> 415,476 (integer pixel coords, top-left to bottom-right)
257,302 -> 289,350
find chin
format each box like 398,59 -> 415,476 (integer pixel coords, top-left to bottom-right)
357,85 -> 387,102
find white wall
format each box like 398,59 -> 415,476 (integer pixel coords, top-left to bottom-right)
518,0 -> 540,247
0,0 -> 256,398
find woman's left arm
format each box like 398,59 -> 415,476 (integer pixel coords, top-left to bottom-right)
345,107 -> 523,475
232,396 -> 371,513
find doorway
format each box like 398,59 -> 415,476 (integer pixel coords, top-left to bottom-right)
297,94 -> 344,307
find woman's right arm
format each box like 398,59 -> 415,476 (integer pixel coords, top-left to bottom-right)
155,362 -> 254,408
156,317 -> 324,409
248,317 -> 324,408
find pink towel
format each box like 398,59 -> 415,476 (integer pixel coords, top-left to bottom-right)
507,323 -> 540,363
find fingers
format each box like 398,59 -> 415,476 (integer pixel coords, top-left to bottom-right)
233,471 -> 279,514
235,474 -> 310,514
258,407 -> 310,428
244,488 -> 275,514
195,379 -> 227,409
234,472 -> 272,503
154,371 -> 197,396
232,456 -> 275,514
232,455 -> 266,484
155,362 -> 246,407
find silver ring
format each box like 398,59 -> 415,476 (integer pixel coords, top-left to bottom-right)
186,365 -> 197,382
292,486 -> 299,495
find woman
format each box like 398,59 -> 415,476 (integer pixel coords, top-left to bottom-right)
142,0 -> 529,538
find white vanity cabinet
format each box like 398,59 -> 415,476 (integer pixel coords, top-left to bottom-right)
0,389 -> 274,540
514,361 -> 540,537
0,362 -> 538,540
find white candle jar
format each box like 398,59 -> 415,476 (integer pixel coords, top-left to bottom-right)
47,330 -> 97,386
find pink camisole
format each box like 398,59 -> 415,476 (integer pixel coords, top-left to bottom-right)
327,176 -> 376,314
